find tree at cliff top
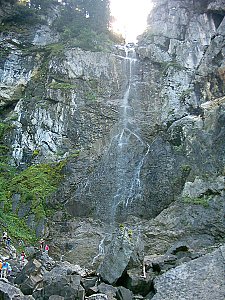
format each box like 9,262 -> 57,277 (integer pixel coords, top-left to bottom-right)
54,0 -> 110,38
15,0 -> 111,34
2,0 -> 121,45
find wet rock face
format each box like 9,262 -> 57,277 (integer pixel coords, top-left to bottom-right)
60,0 -> 225,222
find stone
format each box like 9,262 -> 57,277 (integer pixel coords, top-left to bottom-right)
81,276 -> 98,293
49,296 -> 65,300
125,268 -> 153,296
98,229 -> 141,284
0,280 -> 35,299
152,244 -> 225,300
97,283 -> 117,300
15,259 -> 42,284
40,264 -> 85,300
116,286 -> 134,300
182,176 -> 225,198
14,259 -> 43,295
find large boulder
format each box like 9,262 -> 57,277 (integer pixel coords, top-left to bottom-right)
14,259 -> 43,295
0,280 -> 34,299
98,228 -> 143,285
152,244 -> 225,300
33,263 -> 85,300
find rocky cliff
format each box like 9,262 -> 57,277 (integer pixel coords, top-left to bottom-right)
0,0 -> 225,299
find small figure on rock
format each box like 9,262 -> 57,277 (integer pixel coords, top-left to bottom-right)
45,244 -> 49,255
0,259 -> 2,277
2,232 -> 7,244
39,239 -> 44,251
1,260 -> 9,278
20,251 -> 26,269
6,236 -> 11,248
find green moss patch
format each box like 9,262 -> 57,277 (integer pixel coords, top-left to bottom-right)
10,162 -> 65,219
0,121 -> 66,242
183,196 -> 210,207
0,210 -> 36,244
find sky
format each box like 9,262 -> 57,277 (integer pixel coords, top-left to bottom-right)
110,0 -> 153,42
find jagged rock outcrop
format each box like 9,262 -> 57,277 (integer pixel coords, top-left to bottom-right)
152,244 -> 225,300
14,259 -> 43,295
98,228 -> 143,285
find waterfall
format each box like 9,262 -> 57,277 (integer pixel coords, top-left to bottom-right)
110,45 -> 150,222
73,45 -> 149,224
92,237 -> 105,265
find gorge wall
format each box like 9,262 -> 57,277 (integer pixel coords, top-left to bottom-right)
0,0 -> 225,299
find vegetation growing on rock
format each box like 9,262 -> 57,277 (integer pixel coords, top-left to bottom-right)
0,121 -> 65,243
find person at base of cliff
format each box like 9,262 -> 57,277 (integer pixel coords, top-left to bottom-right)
6,236 -> 11,248
0,260 -> 2,277
45,244 -> 49,255
2,232 -> 7,245
39,239 -> 44,251
1,260 -> 9,278
20,251 -> 26,269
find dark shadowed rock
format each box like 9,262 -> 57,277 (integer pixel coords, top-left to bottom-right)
97,283 -> 117,300
39,264 -> 85,300
116,286 -> 134,300
81,276 -> 98,293
125,268 -> 153,296
14,259 -> 43,295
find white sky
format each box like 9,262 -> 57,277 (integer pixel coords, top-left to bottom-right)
110,0 -> 153,42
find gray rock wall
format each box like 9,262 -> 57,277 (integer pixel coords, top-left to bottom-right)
0,1 -> 224,286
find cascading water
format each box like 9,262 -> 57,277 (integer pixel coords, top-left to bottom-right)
108,45 -> 150,222
73,45 -> 149,224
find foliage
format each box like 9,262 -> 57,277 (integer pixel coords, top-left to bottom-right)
160,61 -> 185,75
0,0 -> 17,5
28,0 -> 58,9
10,162 -> 65,219
180,88 -> 193,102
183,196 -> 210,207
0,209 -> 36,243
3,2 -> 44,25
2,0 -> 120,51
0,123 -> 11,140
0,122 -> 36,244
54,0 -> 110,36
85,91 -> 96,101
32,149 -> 39,157
67,29 -> 117,52
0,121 -> 65,244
